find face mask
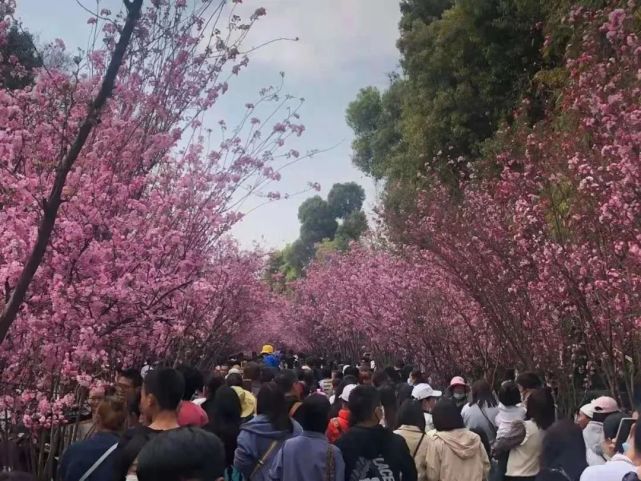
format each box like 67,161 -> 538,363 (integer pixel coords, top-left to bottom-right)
622,441 -> 630,453
454,393 -> 466,400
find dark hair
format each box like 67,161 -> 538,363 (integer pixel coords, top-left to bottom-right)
397,399 -> 426,432
176,366 -> 204,400
384,366 -> 401,385
97,396 -> 127,432
329,377 -> 356,418
260,366 -> 276,383
410,369 -> 425,384
321,367 -> 332,379
299,394 -> 331,433
226,373 -> 243,388
498,381 -> 521,407
516,372 -> 542,391
379,385 -> 399,430
372,370 -> 391,388
128,388 -> 141,419
348,385 -> 381,427
470,427 -> 491,456
401,365 -> 413,382
603,412 -> 627,441
432,399 -> 465,431
137,427 -> 225,481
539,420 -> 587,481
470,380 -> 497,409
343,366 -> 360,378
302,370 -> 317,391
243,362 -> 260,382
206,374 -> 225,400
204,386 -> 241,467
143,368 -> 185,411
119,368 -> 143,388
526,388 -> 555,430
257,382 -> 293,432
274,370 -> 297,394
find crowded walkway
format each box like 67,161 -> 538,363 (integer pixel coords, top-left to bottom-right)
4,345 -> 641,481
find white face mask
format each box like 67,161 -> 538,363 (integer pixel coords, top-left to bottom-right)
453,393 -> 466,400
125,475 -> 138,481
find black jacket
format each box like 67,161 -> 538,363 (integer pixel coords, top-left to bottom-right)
335,425 -> 417,481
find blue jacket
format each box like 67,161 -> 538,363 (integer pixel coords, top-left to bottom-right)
59,431 -> 119,481
270,431 -> 345,481
234,414 -> 302,481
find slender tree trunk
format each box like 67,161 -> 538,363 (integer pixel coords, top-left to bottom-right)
0,0 -> 144,345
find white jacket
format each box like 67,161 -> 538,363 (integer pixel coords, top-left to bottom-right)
495,403 -> 526,438
580,453 -> 635,481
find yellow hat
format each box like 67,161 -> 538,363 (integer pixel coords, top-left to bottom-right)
261,344 -> 274,355
231,386 -> 257,418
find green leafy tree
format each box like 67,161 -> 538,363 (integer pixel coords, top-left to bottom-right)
327,182 -> 365,218
1,25 -> 42,90
298,196 -> 338,244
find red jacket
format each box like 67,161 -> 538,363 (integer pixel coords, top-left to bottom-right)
326,408 -> 350,443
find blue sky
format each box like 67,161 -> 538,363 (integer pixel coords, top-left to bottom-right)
16,0 -> 401,249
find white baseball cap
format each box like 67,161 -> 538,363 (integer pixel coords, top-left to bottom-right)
340,384 -> 358,402
412,383 -> 442,401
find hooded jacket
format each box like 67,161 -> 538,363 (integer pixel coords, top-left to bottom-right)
583,421 -> 606,466
424,428 -> 490,481
233,414 -> 302,481
394,425 -> 428,481
335,425 -> 417,481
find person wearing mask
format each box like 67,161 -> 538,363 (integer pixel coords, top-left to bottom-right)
394,400 -> 428,481
380,384 -> 399,430
59,397 -> 126,481
203,386 -> 242,481
447,376 -> 470,412
176,365 -> 208,428
233,382 -> 302,481
270,394 -> 345,481
137,427 -> 226,481
112,367 -> 184,481
535,419 -> 587,481
335,385 -> 417,481
515,372 -> 543,405
504,388 -> 556,481
412,383 -> 442,432
327,384 -> 357,443
582,396 -> 619,466
462,379 -> 499,445
581,416 -> 641,481
424,398 -> 489,481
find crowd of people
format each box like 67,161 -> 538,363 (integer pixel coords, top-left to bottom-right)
4,345 -> 641,481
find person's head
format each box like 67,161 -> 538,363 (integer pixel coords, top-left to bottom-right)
602,412 -> 627,459
432,398 -> 465,431
409,369 -> 425,386
516,371 -> 542,402
348,385 -> 382,427
141,367 -> 185,420
372,370 -> 391,388
591,396 -> 619,423
259,366 -> 276,383
379,384 -> 399,430
116,368 -> 142,400
299,394 -> 331,433
321,367 -> 332,380
576,402 -> 594,430
498,380 -> 521,407
212,385 -> 242,428
205,373 -> 225,400
412,383 -> 442,413
397,399 -> 426,432
383,366 -> 401,385
448,376 -> 468,400
176,365 -> 204,401
137,427 -> 225,481
274,370 -> 297,396
257,382 -> 292,432
225,373 -> 243,388
243,362 -> 260,382
88,386 -> 106,415
343,365 -> 360,379
359,369 -> 373,386
525,388 -> 555,430
95,396 -> 127,433
539,419 -> 587,480
470,380 -> 497,409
